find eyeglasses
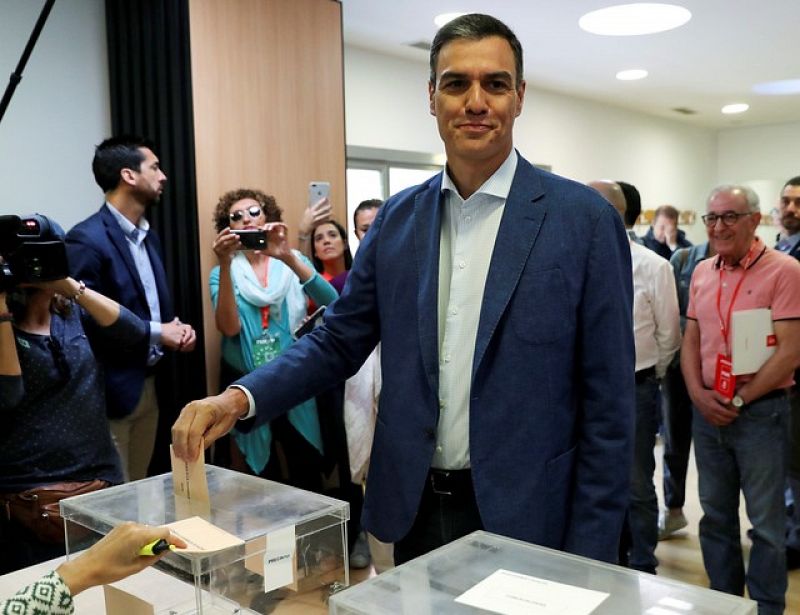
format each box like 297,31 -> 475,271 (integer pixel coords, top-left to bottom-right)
229,205 -> 263,223
701,212 -> 753,227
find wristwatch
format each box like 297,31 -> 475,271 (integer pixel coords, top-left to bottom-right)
731,394 -> 745,408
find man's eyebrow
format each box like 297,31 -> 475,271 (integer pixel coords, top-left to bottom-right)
438,71 -> 469,81
438,70 -> 514,83
483,71 -> 514,81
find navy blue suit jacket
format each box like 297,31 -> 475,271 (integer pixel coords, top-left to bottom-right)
66,205 -> 173,418
238,155 -> 635,563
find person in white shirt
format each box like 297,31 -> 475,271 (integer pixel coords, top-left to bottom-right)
590,180 -> 681,573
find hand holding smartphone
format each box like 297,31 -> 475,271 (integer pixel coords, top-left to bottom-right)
293,305 -> 326,339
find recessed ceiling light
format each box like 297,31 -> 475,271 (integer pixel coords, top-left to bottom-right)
721,103 -> 749,115
752,79 -> 800,95
434,12 -> 466,28
579,3 -> 691,36
616,69 -> 649,81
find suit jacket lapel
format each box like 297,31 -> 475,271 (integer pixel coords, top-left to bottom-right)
99,205 -> 148,303
414,175 -> 444,398
473,158 -> 546,379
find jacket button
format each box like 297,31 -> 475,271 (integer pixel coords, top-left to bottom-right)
424,428 -> 435,439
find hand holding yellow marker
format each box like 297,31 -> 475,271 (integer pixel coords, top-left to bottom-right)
138,538 -> 176,556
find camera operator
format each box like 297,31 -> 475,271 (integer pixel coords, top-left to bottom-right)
0,221 -> 147,573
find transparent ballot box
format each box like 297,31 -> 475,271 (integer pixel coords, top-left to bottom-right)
60,465 -> 349,614
330,530 -> 756,615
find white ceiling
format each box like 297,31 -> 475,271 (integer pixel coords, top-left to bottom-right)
341,0 -> 800,129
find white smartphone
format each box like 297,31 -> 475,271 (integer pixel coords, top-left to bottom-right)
308,181 -> 330,209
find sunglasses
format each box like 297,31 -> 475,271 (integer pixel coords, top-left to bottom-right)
229,205 -> 263,223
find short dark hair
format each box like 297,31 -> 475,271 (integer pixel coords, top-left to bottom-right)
212,188 -> 282,233
311,219 -> 353,273
784,175 -> 800,188
353,199 -> 382,228
429,14 -> 524,88
617,181 -> 641,227
92,135 -> 155,193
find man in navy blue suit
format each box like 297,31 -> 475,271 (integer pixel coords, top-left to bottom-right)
173,14 -> 634,564
67,136 -> 196,481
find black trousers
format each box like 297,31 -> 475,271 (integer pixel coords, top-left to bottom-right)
394,469 -> 484,565
661,358 -> 693,509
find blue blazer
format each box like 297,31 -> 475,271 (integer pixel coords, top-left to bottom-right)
238,155 -> 635,563
65,205 -> 173,418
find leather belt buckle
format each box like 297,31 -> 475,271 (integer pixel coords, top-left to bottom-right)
429,471 -> 453,496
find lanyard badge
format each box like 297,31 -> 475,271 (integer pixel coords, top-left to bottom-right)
713,353 -> 735,397
253,331 -> 281,367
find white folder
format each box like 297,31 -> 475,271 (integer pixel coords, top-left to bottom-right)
731,308 -> 775,375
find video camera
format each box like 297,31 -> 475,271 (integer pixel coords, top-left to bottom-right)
0,214 -> 68,292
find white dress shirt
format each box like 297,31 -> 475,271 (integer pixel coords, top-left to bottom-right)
630,241 -> 681,377
433,150 -> 518,469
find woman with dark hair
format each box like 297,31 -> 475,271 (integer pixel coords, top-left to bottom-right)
310,219 -> 352,295
307,217 -> 372,567
0,218 -> 147,573
210,189 -> 337,490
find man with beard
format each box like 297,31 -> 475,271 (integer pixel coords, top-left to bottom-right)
66,136 -> 196,481
776,176 -> 800,569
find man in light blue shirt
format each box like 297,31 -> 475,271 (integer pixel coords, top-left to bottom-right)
174,14 -> 634,565
67,136 -> 196,481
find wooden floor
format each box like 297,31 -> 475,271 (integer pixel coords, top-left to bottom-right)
653,439 -> 800,612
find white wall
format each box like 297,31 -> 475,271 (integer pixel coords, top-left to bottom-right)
0,0 -> 110,230
344,45 -> 719,245
717,122 -> 800,217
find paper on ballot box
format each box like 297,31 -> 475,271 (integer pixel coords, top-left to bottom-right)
731,308 -> 775,375
455,569 -> 608,615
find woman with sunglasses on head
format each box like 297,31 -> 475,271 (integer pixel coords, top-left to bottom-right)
0,217 -> 148,574
210,189 -> 337,490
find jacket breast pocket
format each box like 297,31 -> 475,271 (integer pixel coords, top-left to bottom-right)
509,267 -> 574,344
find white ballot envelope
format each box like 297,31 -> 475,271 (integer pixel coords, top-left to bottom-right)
731,308 -> 776,375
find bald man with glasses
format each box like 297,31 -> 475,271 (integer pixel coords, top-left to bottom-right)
682,184 -> 800,614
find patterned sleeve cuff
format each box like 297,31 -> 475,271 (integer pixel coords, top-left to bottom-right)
0,570 -> 74,615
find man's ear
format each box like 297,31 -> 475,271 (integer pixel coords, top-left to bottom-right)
120,168 -> 137,187
428,81 -> 436,117
515,80 -> 526,118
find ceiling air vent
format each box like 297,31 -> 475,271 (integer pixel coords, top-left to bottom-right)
672,107 -> 697,115
408,40 -> 432,51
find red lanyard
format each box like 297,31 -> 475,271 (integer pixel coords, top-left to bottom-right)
260,259 -> 270,330
716,242 -> 760,354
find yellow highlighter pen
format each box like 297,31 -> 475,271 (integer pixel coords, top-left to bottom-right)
138,538 -> 176,556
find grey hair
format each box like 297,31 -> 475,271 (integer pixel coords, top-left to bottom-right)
707,184 -> 760,213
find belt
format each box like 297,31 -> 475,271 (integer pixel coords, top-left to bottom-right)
635,366 -> 656,384
427,469 -> 473,497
